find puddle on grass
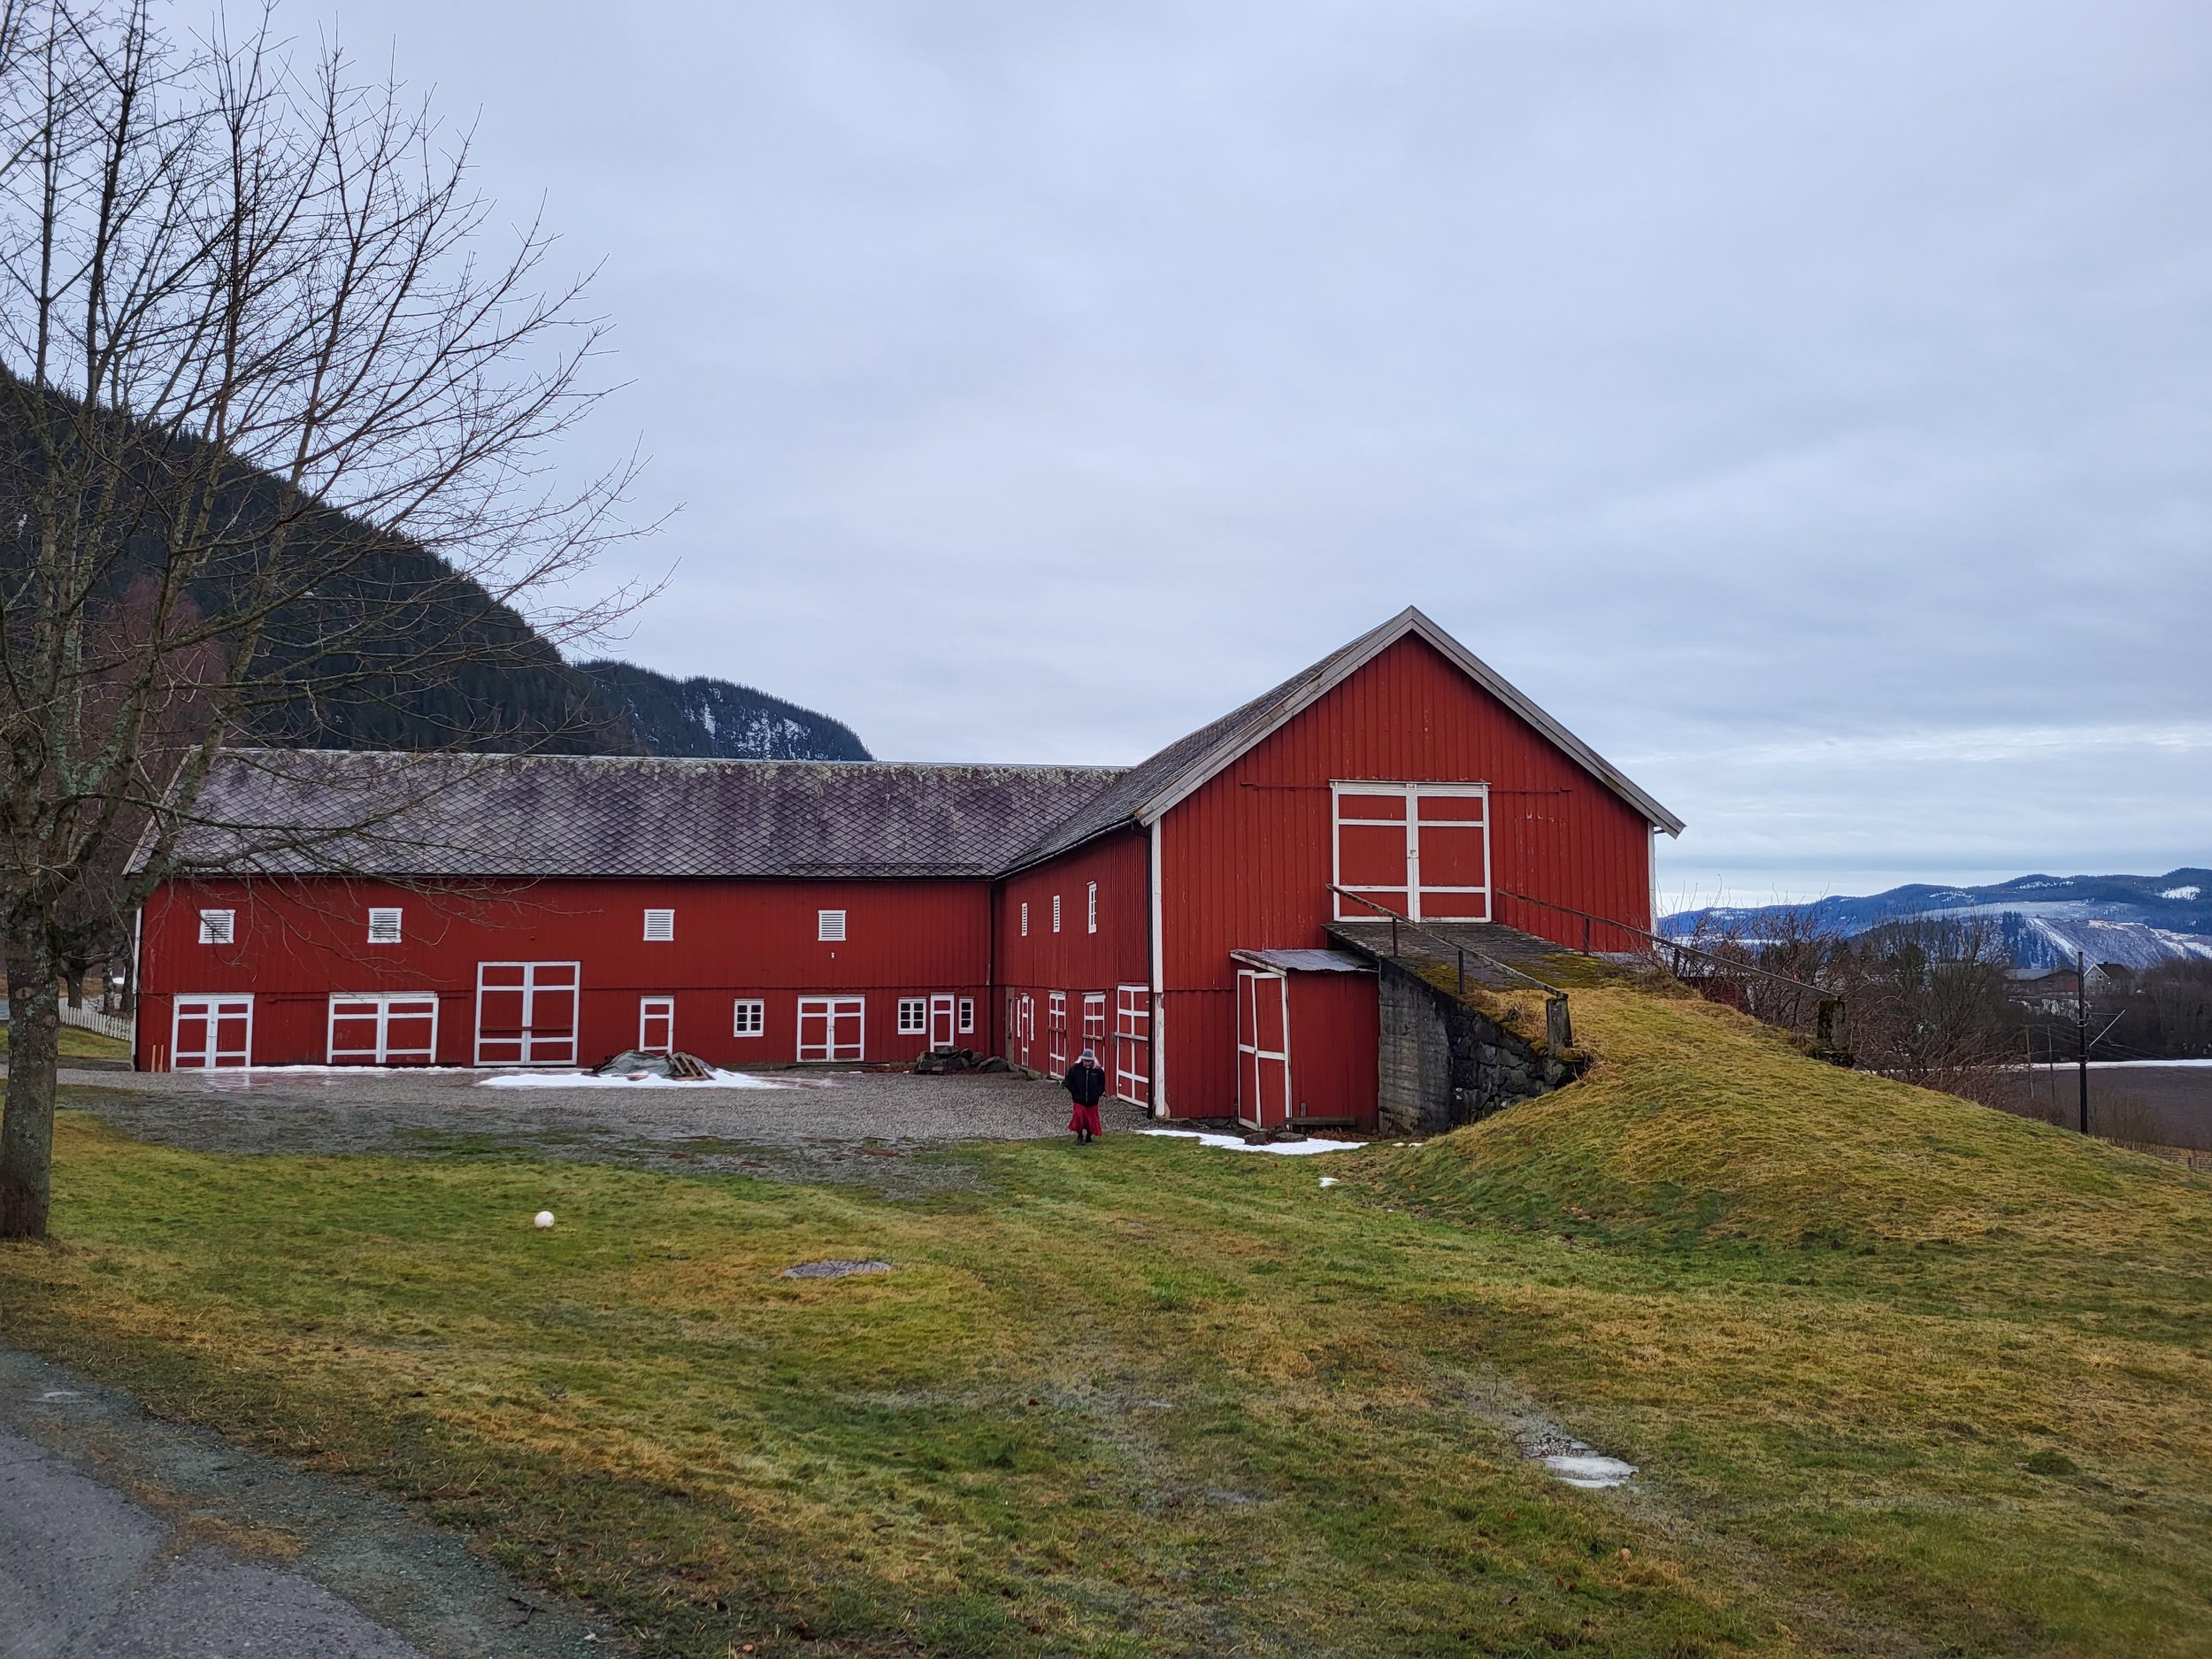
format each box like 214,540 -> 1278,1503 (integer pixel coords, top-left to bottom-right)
1518,1427 -> 1638,1489
1541,1452 -> 1637,1489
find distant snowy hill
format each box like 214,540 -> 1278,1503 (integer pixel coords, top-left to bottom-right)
1663,870 -> 2212,971
576,660 -> 872,762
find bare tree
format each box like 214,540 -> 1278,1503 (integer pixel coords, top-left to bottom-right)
0,1 -> 645,1238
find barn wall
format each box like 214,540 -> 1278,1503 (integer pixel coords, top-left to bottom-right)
1286,969 -> 1379,1129
137,875 -> 993,1068
992,829 -> 1149,1082
1157,634 -> 1655,1116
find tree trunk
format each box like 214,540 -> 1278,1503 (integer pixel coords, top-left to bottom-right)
1,948 -> 60,1240
65,969 -> 85,1010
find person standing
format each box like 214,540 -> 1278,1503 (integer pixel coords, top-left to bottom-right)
1064,1046 -> 1107,1143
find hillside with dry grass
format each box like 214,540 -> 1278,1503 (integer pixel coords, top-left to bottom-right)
4,975 -> 2209,1656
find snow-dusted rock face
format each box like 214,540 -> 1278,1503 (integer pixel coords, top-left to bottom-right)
577,659 -> 872,762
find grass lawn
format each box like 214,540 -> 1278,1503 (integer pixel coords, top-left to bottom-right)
0,1020 -> 132,1061
4,983 -> 2208,1656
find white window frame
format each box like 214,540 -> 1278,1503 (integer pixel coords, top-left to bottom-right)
796,995 -> 865,1062
638,995 -> 676,1053
957,996 -> 975,1034
818,908 -> 847,942
1087,881 -> 1098,933
897,996 -> 928,1035
732,998 -> 766,1037
197,909 -> 234,945
365,907 -> 403,945
327,992 -> 438,1064
1052,894 -> 1062,933
1329,780 -> 1492,923
171,994 -> 252,1069
642,908 -> 676,942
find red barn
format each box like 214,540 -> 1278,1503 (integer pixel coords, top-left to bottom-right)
134,608 -> 1681,1127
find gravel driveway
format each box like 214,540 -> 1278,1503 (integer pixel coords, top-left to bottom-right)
44,1064 -> 1150,1190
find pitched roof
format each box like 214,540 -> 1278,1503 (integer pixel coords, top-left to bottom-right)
1008,606 -> 1682,868
153,610 -> 1678,883
157,749 -> 1125,879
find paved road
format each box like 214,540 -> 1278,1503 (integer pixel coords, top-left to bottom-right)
0,1348 -> 606,1659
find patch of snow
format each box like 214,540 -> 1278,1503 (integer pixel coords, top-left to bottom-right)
479,1068 -> 791,1090
2163,885 -> 2201,901
2032,1058 -> 2212,1070
1137,1128 -> 1365,1156
1317,1176 -> 1340,1188
1543,1453 -> 1638,1489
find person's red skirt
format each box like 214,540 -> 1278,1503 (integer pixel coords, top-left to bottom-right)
1068,1102 -> 1103,1136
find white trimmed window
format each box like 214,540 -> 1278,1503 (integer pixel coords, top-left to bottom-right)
366,907 -> 403,945
818,909 -> 847,942
1052,894 -> 1062,933
733,998 -> 765,1037
897,997 -> 927,1034
1019,902 -> 1029,937
197,909 -> 234,945
642,908 -> 675,941
1087,881 -> 1098,933
957,997 -> 975,1034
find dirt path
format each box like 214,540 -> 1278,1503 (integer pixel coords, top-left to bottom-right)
0,1343 -> 609,1659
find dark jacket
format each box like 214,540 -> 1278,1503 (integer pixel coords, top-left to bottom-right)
1064,1060 -> 1107,1108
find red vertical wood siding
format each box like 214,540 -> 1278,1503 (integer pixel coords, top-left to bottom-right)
138,876 -> 992,1068
1157,635 -> 1655,1116
992,829 -> 1149,1084
1287,969 -> 1379,1129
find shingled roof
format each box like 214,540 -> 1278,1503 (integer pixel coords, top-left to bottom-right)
157,749 -> 1125,879
153,610 -> 1678,882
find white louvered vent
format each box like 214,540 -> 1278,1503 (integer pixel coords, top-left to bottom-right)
643,908 -> 675,941
818,909 -> 847,942
366,908 -> 403,944
197,909 -> 234,944
1019,902 -> 1029,937
1052,894 -> 1062,933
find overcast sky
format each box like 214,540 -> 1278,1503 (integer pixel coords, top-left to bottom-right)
333,0 -> 2209,909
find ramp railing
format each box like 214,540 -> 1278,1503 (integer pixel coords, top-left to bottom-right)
1326,885 -> 1573,1049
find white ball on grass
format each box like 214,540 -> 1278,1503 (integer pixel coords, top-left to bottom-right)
534,1210 -> 556,1230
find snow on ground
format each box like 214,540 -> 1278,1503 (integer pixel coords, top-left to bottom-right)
478,1068 -> 793,1090
1137,1128 -> 1366,1156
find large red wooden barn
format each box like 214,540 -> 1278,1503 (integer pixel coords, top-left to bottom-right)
133,608 -> 1681,1126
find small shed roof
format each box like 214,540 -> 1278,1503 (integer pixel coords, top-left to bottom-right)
1230,949 -> 1373,973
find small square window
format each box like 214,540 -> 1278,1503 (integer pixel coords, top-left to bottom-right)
897,997 -> 927,1034
643,908 -> 675,941
1087,881 -> 1098,933
1052,894 -> 1062,933
1019,902 -> 1028,938
957,997 -> 975,1034
366,907 -> 403,945
818,909 -> 847,942
733,998 -> 765,1037
197,909 -> 234,945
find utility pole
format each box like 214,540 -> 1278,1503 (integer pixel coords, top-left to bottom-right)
2077,949 -> 2090,1135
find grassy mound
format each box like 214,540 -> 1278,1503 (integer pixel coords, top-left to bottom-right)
1370,981 -> 2212,1256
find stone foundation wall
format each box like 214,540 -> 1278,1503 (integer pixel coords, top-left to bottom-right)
1373,956 -> 1582,1137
